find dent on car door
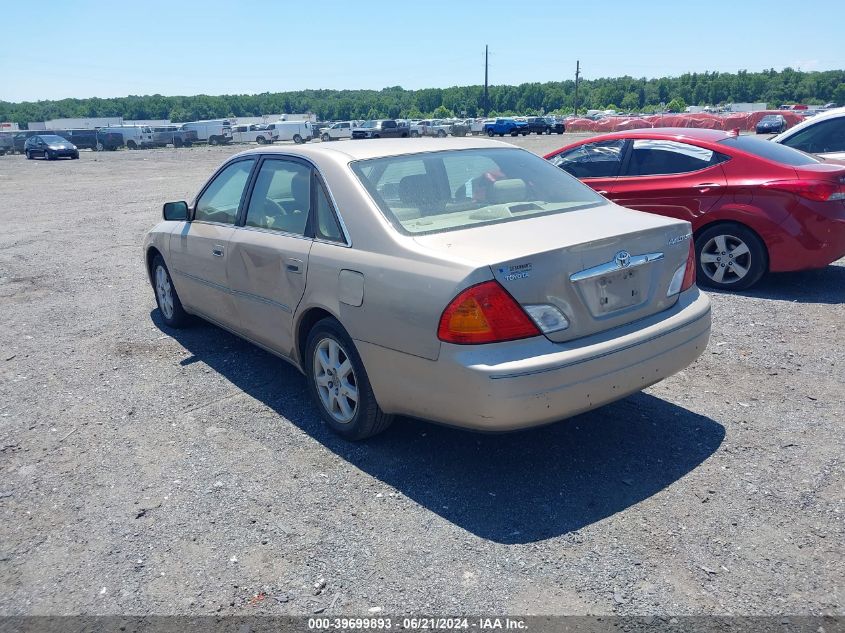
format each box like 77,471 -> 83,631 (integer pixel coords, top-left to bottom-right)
226,157 -> 315,356
610,139 -> 729,222
548,139 -> 626,196
168,158 -> 256,326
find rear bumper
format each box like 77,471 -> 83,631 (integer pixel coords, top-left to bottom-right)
769,203 -> 845,271
356,288 -> 711,431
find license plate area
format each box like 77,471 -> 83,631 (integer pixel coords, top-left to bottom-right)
595,268 -> 643,313
573,267 -> 648,317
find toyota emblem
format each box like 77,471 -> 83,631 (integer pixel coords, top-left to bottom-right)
614,250 -> 631,268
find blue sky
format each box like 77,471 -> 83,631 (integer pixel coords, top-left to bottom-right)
1,0 -> 842,102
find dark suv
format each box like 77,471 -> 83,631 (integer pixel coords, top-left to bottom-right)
352,120 -> 409,139
526,116 -> 565,134
61,129 -> 123,151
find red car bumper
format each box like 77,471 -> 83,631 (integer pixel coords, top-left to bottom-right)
769,201 -> 845,272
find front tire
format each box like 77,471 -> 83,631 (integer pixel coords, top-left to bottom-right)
127,140 -> 137,150
305,318 -> 393,440
321,133 -> 330,142
256,136 -> 266,145
293,134 -> 303,144
695,223 -> 767,291
151,255 -> 189,328
487,129 -> 494,137
208,136 -> 219,146
411,130 -> 420,138
437,129 -> 446,137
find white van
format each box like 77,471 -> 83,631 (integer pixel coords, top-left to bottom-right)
103,125 -> 154,149
265,120 -> 312,144
180,120 -> 234,145
320,121 -> 353,141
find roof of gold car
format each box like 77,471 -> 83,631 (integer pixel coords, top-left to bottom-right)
236,137 -> 515,161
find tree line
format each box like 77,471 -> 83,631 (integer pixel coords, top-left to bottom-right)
1,68 -> 842,127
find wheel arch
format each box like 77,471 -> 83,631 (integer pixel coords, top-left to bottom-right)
295,306 -> 342,368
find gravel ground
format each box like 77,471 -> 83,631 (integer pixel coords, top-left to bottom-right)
0,136 -> 842,617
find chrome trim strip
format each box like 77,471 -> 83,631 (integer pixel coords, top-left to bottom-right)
173,269 -> 292,313
489,306 -> 710,380
569,252 -> 664,282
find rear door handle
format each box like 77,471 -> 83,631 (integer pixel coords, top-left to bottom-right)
212,245 -> 224,257
696,183 -> 721,192
596,190 -> 609,195
286,258 -> 304,273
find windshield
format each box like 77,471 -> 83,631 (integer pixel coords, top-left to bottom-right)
719,135 -> 820,166
760,115 -> 781,123
360,121 -> 377,128
40,135 -> 67,143
351,148 -> 605,236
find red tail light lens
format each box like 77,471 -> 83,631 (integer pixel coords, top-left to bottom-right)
762,179 -> 845,202
438,280 -> 540,345
681,239 -> 696,292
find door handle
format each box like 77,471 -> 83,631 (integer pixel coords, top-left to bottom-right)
596,190 -> 609,195
696,183 -> 721,192
212,245 -> 224,257
286,258 -> 303,273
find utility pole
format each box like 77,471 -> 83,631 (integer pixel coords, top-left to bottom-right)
573,60 -> 580,116
483,45 -> 489,116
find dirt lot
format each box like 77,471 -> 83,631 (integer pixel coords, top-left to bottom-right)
0,136 -> 842,617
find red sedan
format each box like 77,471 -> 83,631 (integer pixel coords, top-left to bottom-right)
545,128 -> 845,289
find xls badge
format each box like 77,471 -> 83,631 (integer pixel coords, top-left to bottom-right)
668,232 -> 693,246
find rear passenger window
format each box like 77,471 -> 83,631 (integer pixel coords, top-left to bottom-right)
550,140 -> 626,179
245,159 -> 311,236
625,139 -> 725,176
315,181 -> 344,243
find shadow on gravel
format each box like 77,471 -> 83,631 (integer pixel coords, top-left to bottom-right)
706,262 -> 845,304
154,311 -> 725,545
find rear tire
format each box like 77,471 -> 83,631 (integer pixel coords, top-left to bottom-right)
437,129 -> 446,137
321,133 -> 330,142
293,134 -> 303,144
256,136 -> 266,144
151,255 -> 190,328
411,131 -> 420,138
695,223 -> 767,291
208,136 -> 219,146
487,129 -> 494,137
127,140 -> 137,150
25,151 -> 31,160
174,137 -> 184,147
305,318 -> 394,440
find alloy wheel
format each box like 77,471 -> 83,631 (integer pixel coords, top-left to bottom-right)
313,337 -> 358,424
699,233 -> 752,285
154,265 -> 175,320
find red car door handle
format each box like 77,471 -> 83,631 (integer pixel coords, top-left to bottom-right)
696,183 -> 721,192
596,190 -> 609,195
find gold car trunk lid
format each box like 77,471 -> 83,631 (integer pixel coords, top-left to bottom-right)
413,205 -> 692,343
491,227 -> 686,342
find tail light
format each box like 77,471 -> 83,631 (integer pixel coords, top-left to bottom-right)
438,280 -> 540,344
762,179 -> 845,202
667,240 -> 697,296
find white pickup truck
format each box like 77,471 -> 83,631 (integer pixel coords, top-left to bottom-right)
410,120 -> 450,138
320,121 -> 354,141
231,124 -> 277,144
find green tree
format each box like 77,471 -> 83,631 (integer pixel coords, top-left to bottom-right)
665,97 -> 687,112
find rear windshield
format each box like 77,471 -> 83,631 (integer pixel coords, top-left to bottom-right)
719,135 -> 820,166
351,148 -> 605,236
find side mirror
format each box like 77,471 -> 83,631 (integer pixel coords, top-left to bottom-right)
163,201 -> 189,221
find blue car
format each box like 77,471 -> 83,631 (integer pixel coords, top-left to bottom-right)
483,118 -> 529,137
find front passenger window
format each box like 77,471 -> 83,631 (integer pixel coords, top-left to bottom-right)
550,140 -> 625,179
195,159 -> 255,224
245,159 -> 311,236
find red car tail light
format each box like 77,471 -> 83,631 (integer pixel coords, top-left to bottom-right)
762,179 -> 845,202
438,280 -> 540,345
